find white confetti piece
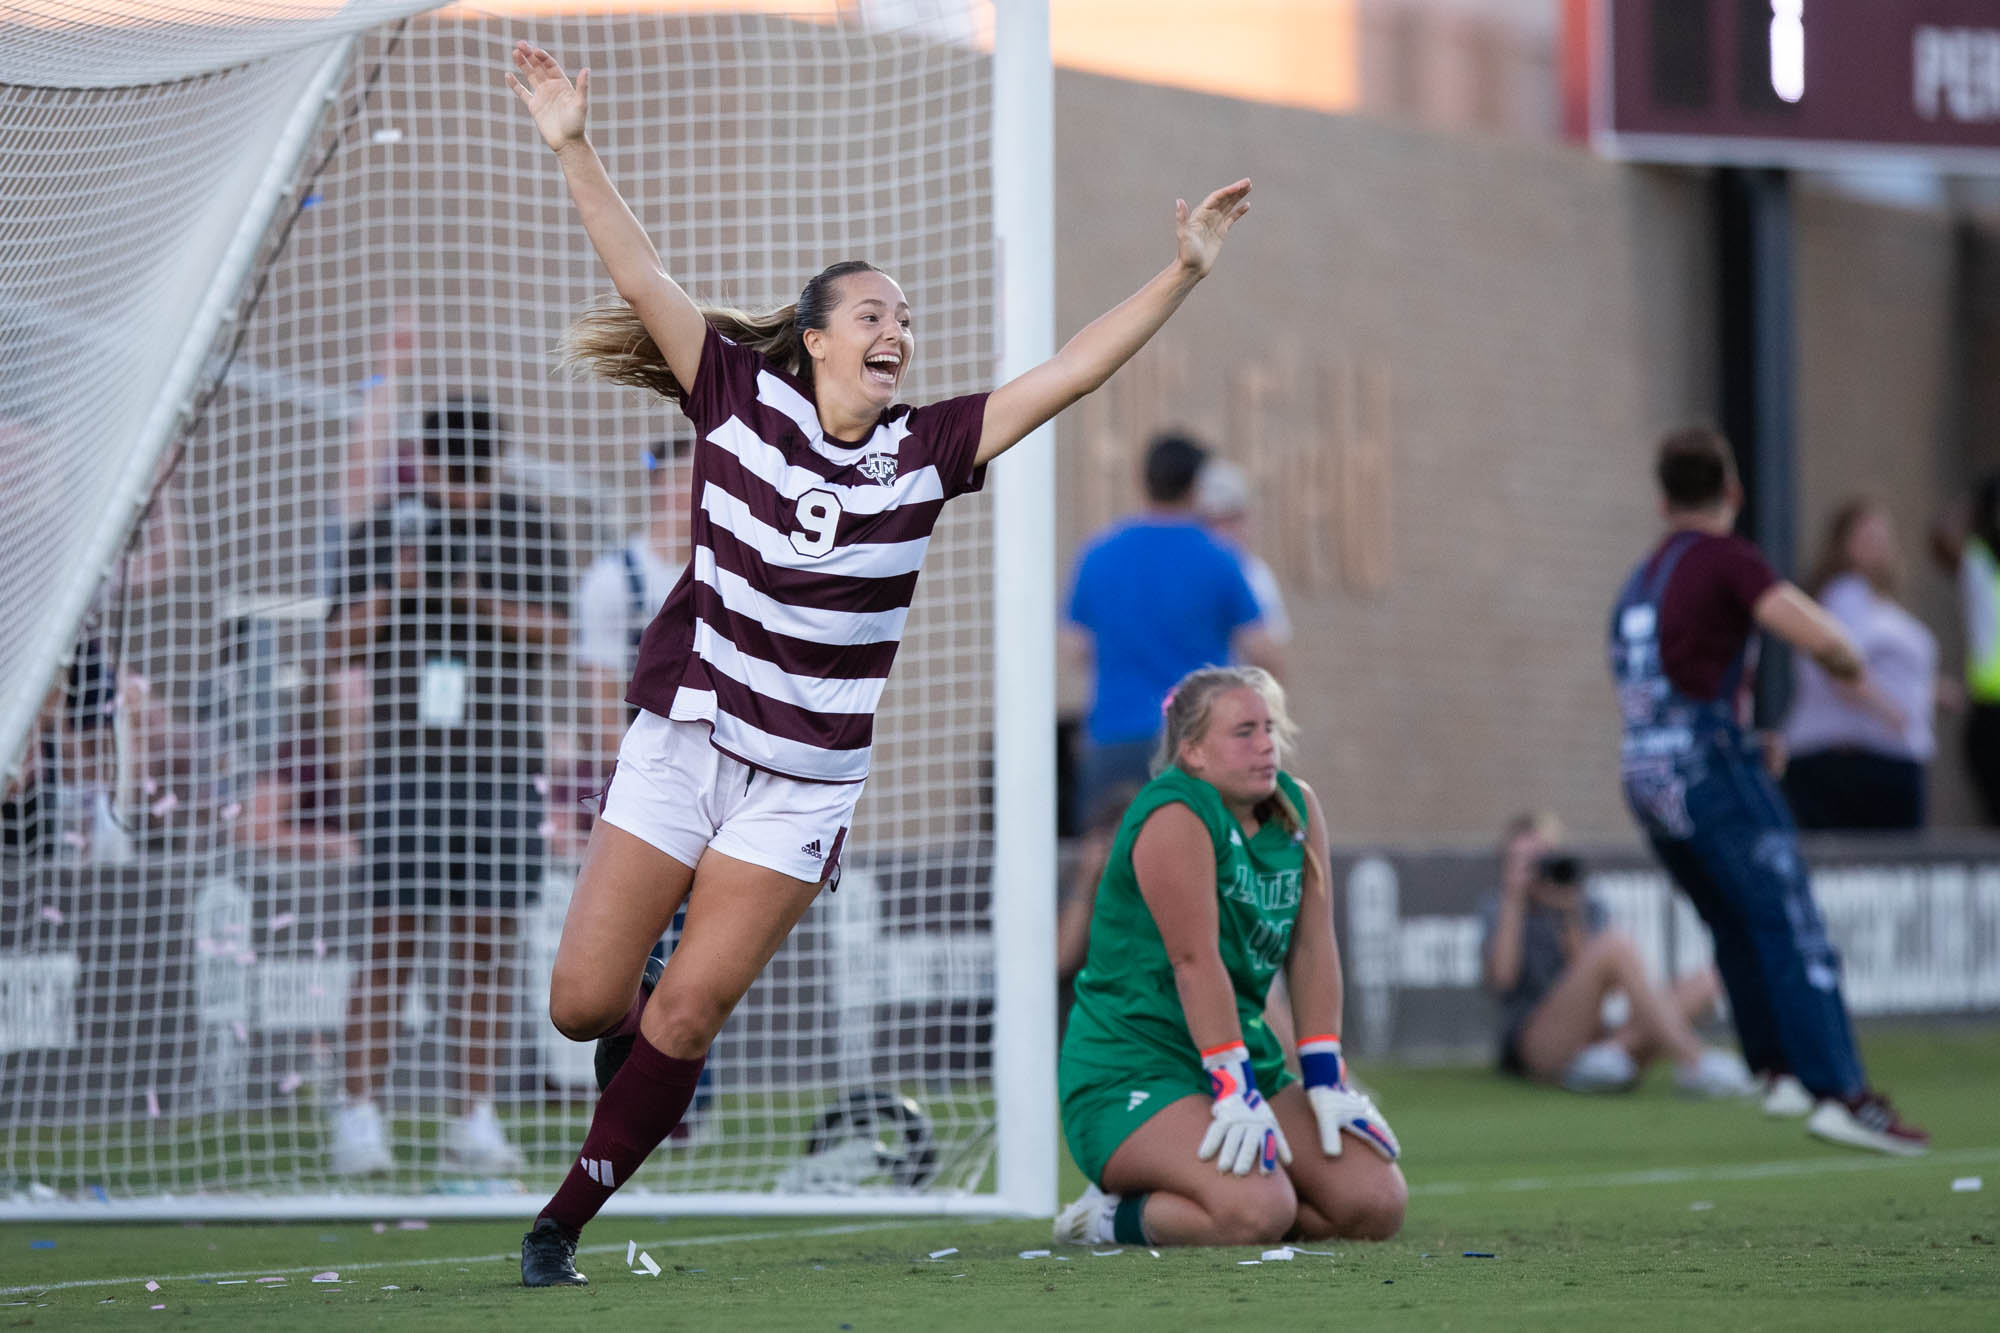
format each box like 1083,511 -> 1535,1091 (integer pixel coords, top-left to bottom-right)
1238,1259 -> 1262,1266
39,904 -> 63,924
1149,1249 -> 1161,1258
538,819 -> 558,838
1260,1248 -> 1295,1261
372,127 -> 403,144
1952,1176 -> 1983,1192
268,913 -> 296,933
152,1304 -> 165,1310
277,1073 -> 304,1095
150,791 -> 179,816
533,774 -> 551,795
62,831 -> 87,848
1287,1246 -> 1337,1257
626,1240 -> 637,1264
145,1090 -> 160,1119
145,1281 -> 159,1292
1018,1249 -> 1049,1259
257,1277 -> 285,1284
1091,1248 -> 1123,1257
215,1280 -> 247,1286
398,1219 -> 429,1230
636,1251 -> 661,1277
143,778 -> 159,797
220,801 -> 244,821
312,1272 -> 338,1282
928,1248 -> 958,1259
1689,1201 -> 1715,1212
381,1285 -> 400,1290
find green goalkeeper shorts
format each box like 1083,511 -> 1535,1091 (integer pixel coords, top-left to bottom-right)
1059,1055 -> 1296,1187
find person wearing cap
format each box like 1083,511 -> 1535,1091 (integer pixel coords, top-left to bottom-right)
325,393 -> 570,1178
1193,457 -> 1291,658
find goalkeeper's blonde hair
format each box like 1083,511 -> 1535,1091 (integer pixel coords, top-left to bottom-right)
1155,665 -> 1322,893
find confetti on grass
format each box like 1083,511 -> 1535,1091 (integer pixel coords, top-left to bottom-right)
146,1090 -> 161,1119
1953,1177 -> 1984,1192
145,1281 -> 160,1292
1463,1252 -> 1496,1258
1260,1248 -> 1295,1261
631,1251 -> 661,1277
277,1073 -> 304,1095
1017,1250 -> 1050,1259
312,1272 -> 339,1283
928,1248 -> 958,1259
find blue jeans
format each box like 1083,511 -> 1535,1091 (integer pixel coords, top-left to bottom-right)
1636,741 -> 1865,1101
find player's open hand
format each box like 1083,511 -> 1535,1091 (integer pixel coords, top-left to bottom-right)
1175,179 -> 1252,278
507,41 -> 590,152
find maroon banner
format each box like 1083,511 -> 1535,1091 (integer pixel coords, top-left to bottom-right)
1595,0 -> 2000,170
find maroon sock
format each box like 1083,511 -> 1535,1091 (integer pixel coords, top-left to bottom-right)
538,1034 -> 704,1238
609,986 -> 647,1040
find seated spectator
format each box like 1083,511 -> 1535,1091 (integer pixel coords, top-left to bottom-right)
1783,498 -> 1938,830
1480,812 -> 1753,1097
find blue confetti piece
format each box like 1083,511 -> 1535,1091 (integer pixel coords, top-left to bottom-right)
301,194 -> 322,209
29,1240 -> 54,1249
88,1185 -> 109,1203
641,450 -> 659,471
1463,1251 -> 1495,1258
361,373 -> 385,388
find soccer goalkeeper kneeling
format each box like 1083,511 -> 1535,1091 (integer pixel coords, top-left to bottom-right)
1053,666 -> 1405,1248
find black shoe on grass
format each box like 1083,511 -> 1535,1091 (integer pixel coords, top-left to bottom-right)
594,940 -> 668,1092
521,1218 -> 587,1287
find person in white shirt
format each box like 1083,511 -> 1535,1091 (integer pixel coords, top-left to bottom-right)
1782,498 -> 1939,830
1193,458 -> 1291,657
572,440 -> 692,772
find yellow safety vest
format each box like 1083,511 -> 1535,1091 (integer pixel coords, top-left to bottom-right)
1969,540 -> 2000,703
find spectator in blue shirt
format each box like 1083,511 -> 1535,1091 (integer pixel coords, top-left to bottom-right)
1063,432 -> 1279,827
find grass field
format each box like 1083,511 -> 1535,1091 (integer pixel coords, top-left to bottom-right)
7,1023 -> 1998,1331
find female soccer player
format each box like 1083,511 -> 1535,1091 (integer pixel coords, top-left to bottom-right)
506,43 -> 1253,1285
1053,667 -> 1406,1249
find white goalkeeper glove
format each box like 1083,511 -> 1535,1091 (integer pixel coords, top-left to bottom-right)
1197,1042 -> 1292,1175
1299,1035 -> 1400,1162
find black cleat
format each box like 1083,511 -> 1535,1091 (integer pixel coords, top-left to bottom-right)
521,1217 -> 588,1287
594,939 -> 668,1092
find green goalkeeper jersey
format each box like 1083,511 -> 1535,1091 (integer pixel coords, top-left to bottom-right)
1064,765 -> 1309,1077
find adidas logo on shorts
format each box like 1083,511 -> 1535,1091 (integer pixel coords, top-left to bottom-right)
580,1156 -> 617,1187
801,839 -> 823,860
1127,1090 -> 1150,1112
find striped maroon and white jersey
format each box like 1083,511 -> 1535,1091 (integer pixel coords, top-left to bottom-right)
626,322 -> 989,783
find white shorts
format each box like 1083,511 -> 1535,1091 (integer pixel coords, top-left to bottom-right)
600,711 -> 859,884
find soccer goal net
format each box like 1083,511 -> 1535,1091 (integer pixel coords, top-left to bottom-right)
1,0 -> 1054,1220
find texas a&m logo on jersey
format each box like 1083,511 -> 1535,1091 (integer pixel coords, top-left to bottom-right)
856,451 -> 898,485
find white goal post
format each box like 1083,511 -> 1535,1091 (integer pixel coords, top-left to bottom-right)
0,0 -> 1054,1221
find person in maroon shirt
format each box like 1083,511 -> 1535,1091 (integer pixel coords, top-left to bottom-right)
507,42 -> 1255,1284
1609,426 -> 1927,1157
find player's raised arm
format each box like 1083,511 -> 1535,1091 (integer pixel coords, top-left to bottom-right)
973,179 -> 1252,466
507,42 -> 707,395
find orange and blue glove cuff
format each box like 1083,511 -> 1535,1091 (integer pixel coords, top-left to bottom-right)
1199,1041 -> 1261,1104
1298,1034 -> 1347,1089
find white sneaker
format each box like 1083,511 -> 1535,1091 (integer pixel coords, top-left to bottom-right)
329,1100 -> 394,1176
443,1102 -> 524,1174
1674,1047 -> 1758,1099
1052,1182 -> 1119,1246
1761,1073 -> 1813,1118
1805,1093 -> 1930,1157
1560,1040 -> 1637,1093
